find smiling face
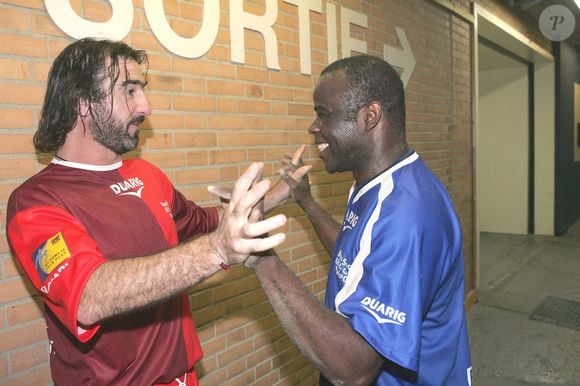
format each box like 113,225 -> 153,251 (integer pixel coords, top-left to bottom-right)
89,58 -> 151,155
309,71 -> 367,175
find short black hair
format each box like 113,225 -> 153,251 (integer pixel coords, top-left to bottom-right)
34,38 -> 148,153
321,55 -> 405,138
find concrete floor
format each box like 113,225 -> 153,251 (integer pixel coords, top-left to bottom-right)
467,218 -> 580,385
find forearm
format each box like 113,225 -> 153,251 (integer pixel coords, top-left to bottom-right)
253,255 -> 383,385
297,196 -> 340,255
263,180 -> 287,214
78,234 -> 220,326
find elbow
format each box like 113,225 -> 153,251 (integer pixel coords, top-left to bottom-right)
323,367 -> 380,386
77,310 -> 95,327
347,374 -> 378,386
324,375 -> 374,386
327,358 -> 383,386
77,298 -> 100,327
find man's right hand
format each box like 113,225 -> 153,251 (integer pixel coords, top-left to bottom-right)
278,145 -> 313,206
209,163 -> 287,268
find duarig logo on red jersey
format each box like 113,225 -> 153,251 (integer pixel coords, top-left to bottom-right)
40,262 -> 70,294
110,177 -> 145,198
361,297 -> 407,326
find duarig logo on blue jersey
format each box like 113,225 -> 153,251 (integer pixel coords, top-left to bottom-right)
342,209 -> 359,231
361,297 -> 407,326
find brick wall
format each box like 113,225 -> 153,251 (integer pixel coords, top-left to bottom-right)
0,0 -> 474,384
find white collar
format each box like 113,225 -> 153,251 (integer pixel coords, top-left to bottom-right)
51,157 -> 122,171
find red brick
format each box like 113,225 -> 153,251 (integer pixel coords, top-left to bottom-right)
0,157 -> 40,179
32,13 -> 66,37
174,95 -> 216,112
6,298 -> 43,326
208,115 -> 245,130
0,58 -> 29,80
0,276 -> 34,303
207,80 -> 244,96
0,7 -> 30,32
147,73 -> 182,92
198,367 -> 227,386
210,149 -> 247,164
10,343 -> 49,373
216,98 -> 238,113
0,364 -> 52,386
0,0 -> 44,9
236,66 -> 269,83
238,100 -> 270,114
0,236 -> 12,255
0,355 -> 6,378
0,84 -> 45,105
0,109 -> 34,129
0,320 -> 47,352
174,132 -> 217,148
0,33 -> 47,57
0,134 -> 35,154
175,168 -> 219,185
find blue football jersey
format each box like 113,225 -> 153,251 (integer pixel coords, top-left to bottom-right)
324,151 -> 472,385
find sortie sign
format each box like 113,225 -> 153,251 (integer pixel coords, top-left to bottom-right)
44,0 -> 415,85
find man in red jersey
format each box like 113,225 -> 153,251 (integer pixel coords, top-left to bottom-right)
6,38 -> 293,385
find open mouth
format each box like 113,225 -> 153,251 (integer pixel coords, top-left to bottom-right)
127,124 -> 140,135
318,143 -> 329,152
127,116 -> 145,133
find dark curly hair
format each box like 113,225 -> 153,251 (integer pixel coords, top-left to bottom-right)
321,55 -> 406,140
34,38 -> 148,153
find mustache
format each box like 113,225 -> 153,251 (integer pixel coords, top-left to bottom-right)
128,115 -> 145,126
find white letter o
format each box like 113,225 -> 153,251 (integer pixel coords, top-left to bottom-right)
44,0 -> 133,41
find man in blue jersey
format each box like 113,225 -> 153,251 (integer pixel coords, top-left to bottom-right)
248,55 -> 472,385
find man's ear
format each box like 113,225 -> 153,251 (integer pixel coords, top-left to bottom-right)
362,101 -> 383,132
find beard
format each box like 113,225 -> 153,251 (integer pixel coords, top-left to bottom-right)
89,103 -> 143,155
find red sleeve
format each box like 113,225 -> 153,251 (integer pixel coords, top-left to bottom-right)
133,158 -> 219,241
171,188 -> 219,241
7,206 -> 107,342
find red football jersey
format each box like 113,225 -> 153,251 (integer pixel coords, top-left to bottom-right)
7,158 -> 219,385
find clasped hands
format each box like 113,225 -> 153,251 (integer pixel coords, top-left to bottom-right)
208,145 -> 311,268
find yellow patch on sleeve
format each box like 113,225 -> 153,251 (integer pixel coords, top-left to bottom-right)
41,231 -> 72,274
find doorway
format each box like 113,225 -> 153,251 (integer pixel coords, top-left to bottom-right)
477,39 -> 531,235
475,7 -> 555,240
474,6 -> 555,294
